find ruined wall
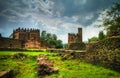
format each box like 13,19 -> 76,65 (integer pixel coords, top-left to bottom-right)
68,43 -> 86,50
68,28 -> 83,49
25,30 -> 40,49
0,37 -> 22,48
13,28 -> 41,49
0,28 -> 41,49
68,28 -> 82,44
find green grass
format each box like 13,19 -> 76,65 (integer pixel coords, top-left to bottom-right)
49,57 -> 120,78
0,51 -> 120,78
0,51 -> 56,56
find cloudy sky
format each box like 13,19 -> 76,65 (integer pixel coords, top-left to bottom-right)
0,0 -> 120,43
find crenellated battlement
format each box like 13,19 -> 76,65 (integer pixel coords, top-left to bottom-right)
13,27 -> 39,33
12,27 -> 41,49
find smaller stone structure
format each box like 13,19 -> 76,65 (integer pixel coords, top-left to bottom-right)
68,28 -> 85,50
68,28 -> 82,45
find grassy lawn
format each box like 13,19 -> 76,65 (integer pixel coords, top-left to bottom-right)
0,51 -> 120,78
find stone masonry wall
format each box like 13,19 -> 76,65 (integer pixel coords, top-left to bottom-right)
0,37 -> 22,48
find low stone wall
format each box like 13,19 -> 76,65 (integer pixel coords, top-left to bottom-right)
72,51 -> 86,60
68,43 -> 86,50
47,49 -> 87,60
0,37 -> 22,48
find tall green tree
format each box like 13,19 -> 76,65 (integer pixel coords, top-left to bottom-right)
63,43 -> 68,49
55,40 -> 63,48
100,3 -> 120,36
41,31 -> 46,37
52,34 -> 57,40
88,36 -> 99,43
41,31 -> 63,48
98,31 -> 105,40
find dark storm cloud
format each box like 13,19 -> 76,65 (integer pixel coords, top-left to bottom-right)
0,0 -> 120,42
51,0 -> 120,26
0,0 -> 46,29
0,0 -> 119,27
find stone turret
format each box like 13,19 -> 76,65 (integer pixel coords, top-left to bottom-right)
77,28 -> 82,43
68,28 -> 82,47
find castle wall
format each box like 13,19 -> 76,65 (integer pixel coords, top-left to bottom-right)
0,28 -> 41,49
25,40 -> 40,49
13,28 -> 41,49
0,37 -> 22,48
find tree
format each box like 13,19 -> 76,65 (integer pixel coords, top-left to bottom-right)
52,34 -> 57,40
47,39 -> 56,48
100,3 -> 120,36
55,40 -> 63,48
63,43 -> 68,49
41,31 -> 46,47
98,31 -> 105,40
41,30 -> 63,48
88,36 -> 99,43
41,31 -> 46,37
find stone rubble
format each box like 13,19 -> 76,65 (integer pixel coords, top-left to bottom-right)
37,55 -> 58,77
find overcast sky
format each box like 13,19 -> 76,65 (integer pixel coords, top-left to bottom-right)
0,0 -> 120,43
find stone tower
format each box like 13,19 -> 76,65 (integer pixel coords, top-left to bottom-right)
68,28 -> 82,47
13,28 -> 40,49
77,28 -> 82,43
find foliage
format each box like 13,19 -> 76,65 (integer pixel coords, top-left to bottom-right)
88,36 -> 99,43
98,31 -> 105,40
55,40 -> 63,48
63,43 -> 68,49
100,3 -> 120,36
41,31 -> 63,48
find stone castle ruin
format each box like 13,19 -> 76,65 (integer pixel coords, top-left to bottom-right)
0,28 -> 40,49
68,28 -> 82,46
68,28 -> 85,50
0,27 -> 84,49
